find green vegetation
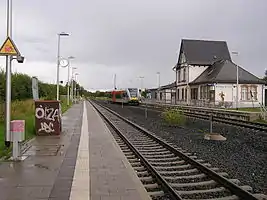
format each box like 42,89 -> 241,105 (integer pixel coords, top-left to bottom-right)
161,108 -> 186,126
0,69 -> 88,159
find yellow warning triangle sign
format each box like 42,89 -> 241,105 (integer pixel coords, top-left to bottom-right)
0,37 -> 20,56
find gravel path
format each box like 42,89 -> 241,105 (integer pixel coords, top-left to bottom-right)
99,101 -> 267,194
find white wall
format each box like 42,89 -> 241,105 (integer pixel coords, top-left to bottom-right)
188,65 -> 208,83
215,83 -> 265,107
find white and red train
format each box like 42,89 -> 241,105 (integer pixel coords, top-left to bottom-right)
107,88 -> 141,105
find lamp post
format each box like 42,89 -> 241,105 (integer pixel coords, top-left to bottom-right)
156,72 -> 160,88
71,67 -> 77,102
139,76 -> 144,90
232,51 -> 239,110
56,32 -> 69,101
74,73 -> 79,102
67,56 -> 75,105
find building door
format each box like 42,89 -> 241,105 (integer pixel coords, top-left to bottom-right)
209,90 -> 215,102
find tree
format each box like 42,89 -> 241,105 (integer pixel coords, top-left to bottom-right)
264,69 -> 267,83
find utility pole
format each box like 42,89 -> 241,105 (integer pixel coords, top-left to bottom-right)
232,51 -> 239,110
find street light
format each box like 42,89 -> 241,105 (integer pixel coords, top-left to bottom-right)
139,76 -> 144,90
71,67 -> 77,102
74,72 -> 79,102
232,51 -> 239,110
156,72 -> 160,88
56,32 -> 69,101
67,56 -> 75,105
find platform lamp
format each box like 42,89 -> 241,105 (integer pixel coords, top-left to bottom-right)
67,56 -> 75,106
56,32 -> 70,101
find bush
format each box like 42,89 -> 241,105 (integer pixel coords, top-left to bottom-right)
161,108 -> 186,126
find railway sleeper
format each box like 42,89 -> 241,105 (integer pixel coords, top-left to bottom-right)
146,156 -> 181,162
143,153 -> 176,159
147,190 -> 165,198
151,160 -> 186,166
133,166 -> 146,172
140,150 -> 171,155
139,176 -> 154,183
130,162 -> 142,167
170,179 -> 240,190
137,170 -> 150,177
177,186 -> 252,200
164,172 -> 228,182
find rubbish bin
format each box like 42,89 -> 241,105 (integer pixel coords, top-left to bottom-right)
35,100 -> 62,136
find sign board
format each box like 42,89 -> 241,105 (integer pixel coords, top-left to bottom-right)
32,76 -> 39,100
10,120 -> 25,142
0,37 -> 20,56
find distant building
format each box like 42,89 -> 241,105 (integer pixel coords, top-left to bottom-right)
169,39 -> 265,108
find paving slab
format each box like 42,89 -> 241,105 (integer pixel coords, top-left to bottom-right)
0,103 -> 83,200
86,101 -> 151,200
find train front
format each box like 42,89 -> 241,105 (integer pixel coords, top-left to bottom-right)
127,88 -> 140,105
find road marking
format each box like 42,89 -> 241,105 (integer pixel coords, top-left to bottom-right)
69,101 -> 89,200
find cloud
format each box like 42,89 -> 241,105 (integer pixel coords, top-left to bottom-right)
0,0 -> 266,91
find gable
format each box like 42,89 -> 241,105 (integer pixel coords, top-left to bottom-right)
177,39 -> 232,67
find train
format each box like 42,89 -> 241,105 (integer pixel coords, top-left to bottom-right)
107,88 -> 141,105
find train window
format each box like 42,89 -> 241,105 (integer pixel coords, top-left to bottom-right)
128,88 -> 138,97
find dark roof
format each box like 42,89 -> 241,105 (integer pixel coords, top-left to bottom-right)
159,82 -> 176,90
191,59 -> 265,85
178,39 -> 232,66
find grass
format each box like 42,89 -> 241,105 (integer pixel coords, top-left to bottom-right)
0,98 -> 72,159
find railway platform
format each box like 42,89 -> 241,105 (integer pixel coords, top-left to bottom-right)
0,101 -> 150,200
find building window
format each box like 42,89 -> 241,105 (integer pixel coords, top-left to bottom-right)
177,89 -> 180,100
241,86 -> 248,100
178,70 -> 180,82
250,86 -> 257,100
182,88 -> 184,100
183,68 -> 186,81
185,89 -> 187,100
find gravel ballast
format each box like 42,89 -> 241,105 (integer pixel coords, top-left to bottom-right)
98,101 -> 267,194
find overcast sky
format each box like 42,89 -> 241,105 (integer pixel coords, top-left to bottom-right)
0,0 -> 266,91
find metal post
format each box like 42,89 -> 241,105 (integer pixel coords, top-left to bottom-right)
209,114 -> 213,133
67,63 -> 70,105
236,64 -> 239,110
56,34 -> 61,101
145,101 -> 148,119
5,0 -> 11,146
114,74 -> 117,89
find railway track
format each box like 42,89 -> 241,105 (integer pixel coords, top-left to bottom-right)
90,100 -> 267,200
136,104 -> 267,132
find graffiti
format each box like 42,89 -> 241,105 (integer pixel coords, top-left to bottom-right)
38,122 -> 54,133
35,105 -> 60,122
35,103 -> 61,135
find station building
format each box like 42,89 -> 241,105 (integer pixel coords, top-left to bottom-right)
156,39 -> 266,108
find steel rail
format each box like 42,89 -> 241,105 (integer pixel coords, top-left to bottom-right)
90,100 -> 182,200
92,100 -> 260,200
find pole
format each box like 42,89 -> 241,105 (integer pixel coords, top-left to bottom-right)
114,74 -> 116,89
67,62 -> 70,105
56,34 -> 61,101
5,0 -> 11,147
236,64 -> 239,110
71,75 -> 74,102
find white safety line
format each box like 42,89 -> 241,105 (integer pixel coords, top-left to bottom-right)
69,101 -> 90,200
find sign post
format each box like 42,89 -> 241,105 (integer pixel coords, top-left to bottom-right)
0,0 -> 24,154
